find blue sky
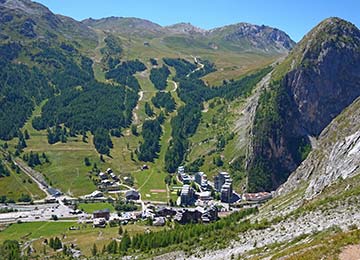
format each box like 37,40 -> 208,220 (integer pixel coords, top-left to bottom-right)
36,0 -> 359,42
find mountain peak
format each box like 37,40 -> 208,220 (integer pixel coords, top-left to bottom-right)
248,17 -> 360,192
166,22 -> 206,34
209,22 -> 295,53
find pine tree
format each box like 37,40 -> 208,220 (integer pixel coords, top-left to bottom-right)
24,129 -> 30,140
119,231 -> 131,252
49,237 -> 54,249
106,240 -> 117,254
91,243 -> 97,256
118,225 -> 123,236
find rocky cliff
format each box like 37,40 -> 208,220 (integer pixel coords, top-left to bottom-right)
277,96 -> 360,200
208,22 -> 295,53
247,17 -> 360,192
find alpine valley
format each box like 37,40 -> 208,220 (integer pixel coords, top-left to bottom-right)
0,0 -> 359,259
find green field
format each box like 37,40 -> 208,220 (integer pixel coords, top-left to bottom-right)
78,202 -> 115,214
0,222 -> 76,243
0,221 -> 163,257
0,166 -> 46,201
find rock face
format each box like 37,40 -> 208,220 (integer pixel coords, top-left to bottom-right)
0,0 -> 97,44
165,22 -> 207,35
277,97 -> 360,200
209,23 -> 295,52
247,17 -> 360,192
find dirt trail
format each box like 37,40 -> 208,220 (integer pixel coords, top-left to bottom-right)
339,244 -> 360,260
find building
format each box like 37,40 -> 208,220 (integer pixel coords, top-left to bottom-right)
242,192 -> 272,202
125,190 -> 140,201
177,166 -> 191,184
47,187 -> 62,197
84,190 -> 104,199
180,185 -> 195,206
198,191 -> 212,202
153,217 -> 166,226
109,172 -> 119,181
195,172 -> 205,185
178,166 -> 185,175
201,206 -> 218,223
155,207 -> 177,218
99,172 -> 107,180
93,218 -> 106,228
93,209 -> 110,220
106,168 -> 113,174
214,172 -> 231,192
194,172 -> 208,190
220,182 -> 233,203
174,208 -> 202,224
182,175 -> 191,184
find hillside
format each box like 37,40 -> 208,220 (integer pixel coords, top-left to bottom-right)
247,17 -> 360,192
145,78 -> 360,260
1,1 -> 360,259
0,0 -> 294,198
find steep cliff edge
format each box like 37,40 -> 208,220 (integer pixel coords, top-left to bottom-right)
247,17 -> 360,192
276,97 -> 360,201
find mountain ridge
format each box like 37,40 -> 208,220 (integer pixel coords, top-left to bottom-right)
247,17 -> 360,192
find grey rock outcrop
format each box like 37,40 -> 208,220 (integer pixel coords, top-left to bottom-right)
277,97 -> 360,200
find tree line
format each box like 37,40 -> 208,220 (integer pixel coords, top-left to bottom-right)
102,208 -> 258,256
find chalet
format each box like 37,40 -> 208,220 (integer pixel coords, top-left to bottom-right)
125,190 -> 140,201
47,187 -> 62,197
99,172 -> 107,180
109,172 -> 119,181
101,179 -> 113,186
93,218 -> 106,228
155,207 -> 177,217
141,164 -> 149,170
201,206 -> 218,223
93,209 -> 110,220
153,217 -> 166,226
242,192 -> 272,202
174,208 -> 202,224
84,190 -> 104,199
106,185 -> 121,192
142,208 -> 155,219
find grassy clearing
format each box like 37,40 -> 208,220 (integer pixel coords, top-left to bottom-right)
78,202 -> 115,214
0,221 -> 163,257
0,165 -> 46,201
0,222 -> 75,243
134,168 -> 168,202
